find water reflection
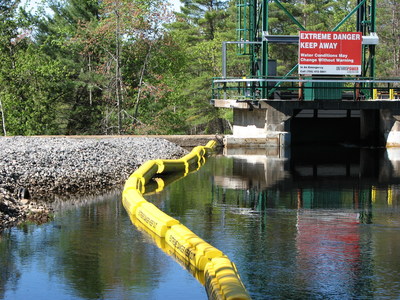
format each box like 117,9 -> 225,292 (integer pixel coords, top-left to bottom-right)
296,210 -> 365,297
128,214 -> 205,285
215,145 -> 400,299
219,146 -> 400,213
0,230 -> 20,298
0,191 -> 206,300
1,146 -> 400,299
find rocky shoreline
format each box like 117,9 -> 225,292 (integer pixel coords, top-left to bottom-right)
0,137 -> 187,231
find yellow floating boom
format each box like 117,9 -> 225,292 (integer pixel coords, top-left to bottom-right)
122,141 -> 251,300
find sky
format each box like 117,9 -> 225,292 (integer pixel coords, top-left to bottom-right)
169,0 -> 181,12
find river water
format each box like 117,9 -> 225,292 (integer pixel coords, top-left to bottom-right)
1,145 -> 400,299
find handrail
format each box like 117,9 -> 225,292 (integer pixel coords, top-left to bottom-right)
213,77 -> 400,84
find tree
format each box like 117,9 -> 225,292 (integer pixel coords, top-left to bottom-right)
0,0 -> 20,135
72,0 -> 172,134
0,0 -> 68,135
2,0 -> 398,136
32,0 -> 104,134
376,0 -> 400,77
163,0 -> 233,134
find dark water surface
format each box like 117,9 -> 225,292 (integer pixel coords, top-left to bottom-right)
1,146 -> 400,299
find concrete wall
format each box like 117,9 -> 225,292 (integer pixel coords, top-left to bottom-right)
227,105 -> 400,148
233,109 -> 267,137
360,110 -> 380,146
380,109 -> 400,147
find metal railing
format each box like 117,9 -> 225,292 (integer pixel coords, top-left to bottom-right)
212,76 -> 400,101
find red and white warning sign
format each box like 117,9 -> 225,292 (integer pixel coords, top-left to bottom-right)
298,31 -> 362,75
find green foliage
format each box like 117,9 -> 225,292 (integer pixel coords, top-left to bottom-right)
1,42 -> 71,134
376,1 -> 400,77
158,0 -> 233,134
0,0 -> 399,136
0,1 -> 69,135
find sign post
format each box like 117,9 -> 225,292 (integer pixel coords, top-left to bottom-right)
298,31 -> 362,75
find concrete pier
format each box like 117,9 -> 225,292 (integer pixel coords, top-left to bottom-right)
217,100 -> 400,148
225,105 -> 292,148
380,109 -> 400,147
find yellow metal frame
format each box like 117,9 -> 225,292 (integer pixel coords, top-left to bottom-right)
373,88 -> 398,100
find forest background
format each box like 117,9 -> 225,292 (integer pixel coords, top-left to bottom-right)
0,0 -> 399,136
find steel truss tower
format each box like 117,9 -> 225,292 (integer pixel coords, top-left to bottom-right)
213,0 -> 398,102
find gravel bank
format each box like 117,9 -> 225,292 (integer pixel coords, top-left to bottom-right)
0,137 -> 187,231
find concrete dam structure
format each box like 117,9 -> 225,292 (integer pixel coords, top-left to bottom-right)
215,99 -> 400,148
212,0 -> 400,148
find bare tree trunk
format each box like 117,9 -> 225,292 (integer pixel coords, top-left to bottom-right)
115,10 -> 122,134
118,53 -> 125,110
0,98 -> 7,136
394,5 -> 400,76
303,0 -> 308,29
89,54 -> 93,106
133,44 -> 152,122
